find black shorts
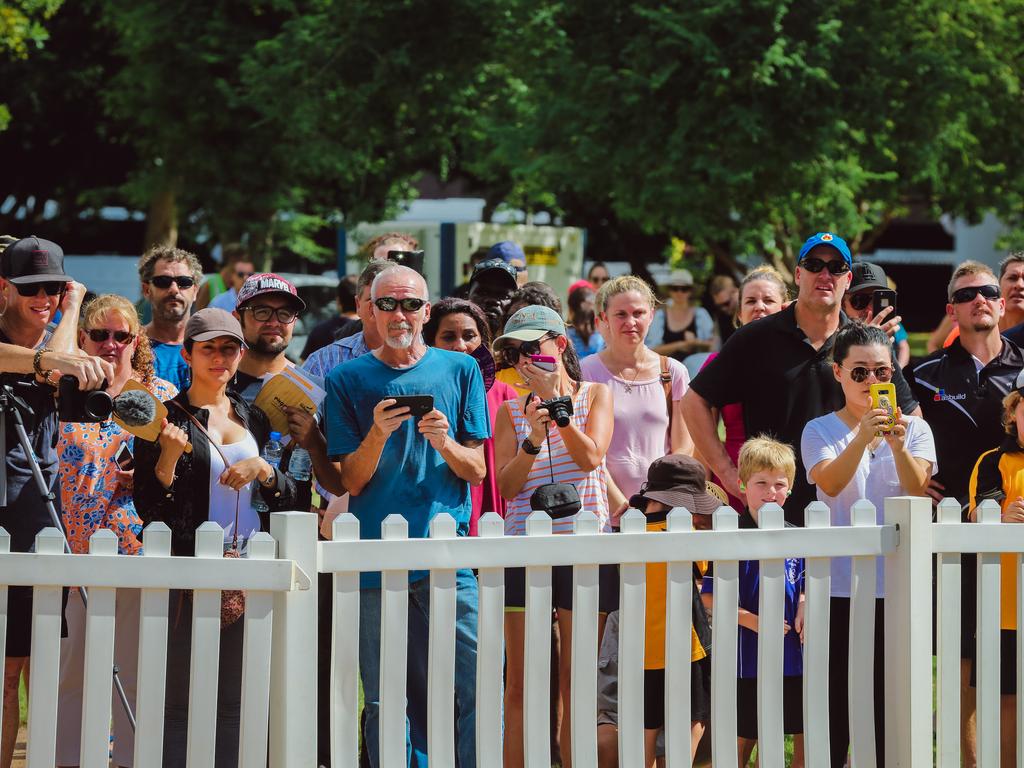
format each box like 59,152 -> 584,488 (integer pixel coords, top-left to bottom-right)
5,585 -> 69,658
505,564 -> 619,613
970,629 -> 1017,695
736,675 -> 804,738
642,659 -> 711,729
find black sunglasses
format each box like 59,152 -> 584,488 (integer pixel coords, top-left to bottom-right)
149,275 -> 196,290
374,297 -> 427,313
800,257 -> 850,276
848,292 -> 874,310
951,284 -> 1000,304
842,364 -> 893,383
87,329 -> 135,344
15,281 -> 66,297
501,335 -> 550,367
242,305 -> 299,323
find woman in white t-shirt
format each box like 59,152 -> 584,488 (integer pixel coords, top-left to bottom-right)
800,321 -> 935,768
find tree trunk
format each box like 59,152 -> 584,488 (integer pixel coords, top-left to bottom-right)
144,186 -> 178,251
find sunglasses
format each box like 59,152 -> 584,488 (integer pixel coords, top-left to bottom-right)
87,329 -> 135,344
242,305 -> 299,323
800,257 -> 851,276
950,284 -> 1000,304
591,276 -> 609,284
374,296 -> 427,313
669,285 -> 693,293
842,364 -> 893,383
236,270 -> 254,280
847,292 -> 874,310
15,281 -> 66,297
149,275 -> 196,290
501,335 -> 551,367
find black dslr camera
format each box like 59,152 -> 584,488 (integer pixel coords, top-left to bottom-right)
540,395 -> 574,428
58,375 -> 113,422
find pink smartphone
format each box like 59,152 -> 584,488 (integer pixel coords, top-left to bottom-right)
530,354 -> 557,372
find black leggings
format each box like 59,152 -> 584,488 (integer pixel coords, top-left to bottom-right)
828,597 -> 885,768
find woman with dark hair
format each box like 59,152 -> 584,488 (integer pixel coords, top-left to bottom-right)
566,284 -> 604,359
801,321 -> 935,768
495,282 -> 565,395
423,297 -> 518,531
588,261 -> 611,288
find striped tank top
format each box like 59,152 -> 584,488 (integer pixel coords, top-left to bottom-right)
505,381 -> 609,535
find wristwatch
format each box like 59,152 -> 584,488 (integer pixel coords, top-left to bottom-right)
522,437 -> 541,455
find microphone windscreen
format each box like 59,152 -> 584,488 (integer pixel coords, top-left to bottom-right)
113,389 -> 157,427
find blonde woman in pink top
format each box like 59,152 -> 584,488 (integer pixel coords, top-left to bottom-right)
493,304 -> 613,768
582,275 -> 695,524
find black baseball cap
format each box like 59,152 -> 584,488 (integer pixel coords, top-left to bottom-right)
470,258 -> 518,292
1,236 -> 67,284
850,262 -> 888,293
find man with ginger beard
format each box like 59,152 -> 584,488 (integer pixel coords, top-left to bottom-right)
138,246 -> 203,392
904,260 -> 1024,768
323,265 -> 489,767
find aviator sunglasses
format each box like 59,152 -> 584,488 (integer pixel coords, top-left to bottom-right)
87,329 -> 135,344
373,297 -> 427,313
950,284 -> 1000,304
148,275 -> 196,290
841,365 -> 893,383
15,281 -> 66,297
800,257 -> 851,276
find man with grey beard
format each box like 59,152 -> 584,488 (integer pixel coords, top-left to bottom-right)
138,246 -> 203,391
323,265 -> 490,767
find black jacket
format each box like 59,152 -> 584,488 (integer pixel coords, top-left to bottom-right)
134,389 -> 297,555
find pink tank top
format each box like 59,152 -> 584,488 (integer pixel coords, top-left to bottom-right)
504,382 -> 609,535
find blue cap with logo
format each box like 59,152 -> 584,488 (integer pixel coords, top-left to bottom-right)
798,232 -> 852,266
487,240 -> 526,265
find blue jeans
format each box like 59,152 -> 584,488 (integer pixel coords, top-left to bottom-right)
359,568 -> 479,768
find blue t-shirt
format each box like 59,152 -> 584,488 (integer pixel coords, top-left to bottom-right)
702,513 -> 805,678
151,342 -> 190,393
325,347 -> 490,587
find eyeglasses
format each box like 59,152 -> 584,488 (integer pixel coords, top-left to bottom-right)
501,335 -> 551,367
148,275 -> 196,290
242,305 -> 299,323
374,297 -> 427,313
842,365 -> 893,383
669,285 -> 693,293
951,284 -> 1000,304
800,257 -> 850,276
15,281 -> 66,297
87,329 -> 135,344
848,292 -> 874,310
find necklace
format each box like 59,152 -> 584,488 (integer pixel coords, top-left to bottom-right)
617,355 -> 651,393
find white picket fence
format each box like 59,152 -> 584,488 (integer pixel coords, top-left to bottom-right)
3,496 -> 1023,767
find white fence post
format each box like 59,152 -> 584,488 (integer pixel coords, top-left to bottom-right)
848,500 -> 879,768
134,522 -> 171,768
25,527 -> 64,768
975,498 -> 1002,768
883,496 -> 933,768
802,501 -> 833,766
379,514 -> 410,768
934,497 -> 962,768
187,521 -> 226,768
269,511 -> 318,768
238,531 -> 277,768
331,513 -> 361,768
664,508 -> 693,767
710,505 -> 739,768
474,512 -> 504,761
756,502 -> 786,768
80,529 -> 118,768
523,510 -> 553,768
427,513 -> 458,768
617,508 -> 647,768
570,509 -> 600,768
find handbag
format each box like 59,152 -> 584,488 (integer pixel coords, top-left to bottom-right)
527,394 -> 582,520
169,400 -> 247,629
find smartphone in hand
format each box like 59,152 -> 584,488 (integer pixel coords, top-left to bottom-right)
114,442 -> 135,472
384,395 -> 434,418
869,383 -> 898,433
530,354 -> 557,372
872,289 -> 896,319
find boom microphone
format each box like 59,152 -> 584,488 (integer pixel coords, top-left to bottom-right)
112,388 -> 192,453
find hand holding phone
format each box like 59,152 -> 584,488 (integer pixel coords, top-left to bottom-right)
530,354 -> 557,372
869,383 -> 898,433
384,394 -> 434,418
872,289 -> 897,319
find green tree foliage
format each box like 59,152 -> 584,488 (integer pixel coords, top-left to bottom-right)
0,0 -> 62,129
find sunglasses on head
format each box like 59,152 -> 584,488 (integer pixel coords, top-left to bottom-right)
501,335 -> 551,366
842,364 -> 893,383
800,257 -> 850,276
149,275 -> 196,290
87,329 -> 135,344
14,281 -> 66,297
373,296 -> 427,313
951,284 -> 1000,304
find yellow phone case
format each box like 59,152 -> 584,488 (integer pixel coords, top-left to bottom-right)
869,383 -> 897,433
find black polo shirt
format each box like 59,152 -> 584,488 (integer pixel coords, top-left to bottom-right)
690,302 -> 918,526
904,337 -> 1024,511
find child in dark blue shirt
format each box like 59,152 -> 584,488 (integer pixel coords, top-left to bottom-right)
702,436 -> 805,767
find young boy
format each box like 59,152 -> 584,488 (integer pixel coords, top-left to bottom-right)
701,436 -> 806,768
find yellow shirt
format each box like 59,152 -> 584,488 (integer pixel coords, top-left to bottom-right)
496,367 -> 531,397
643,518 -> 708,668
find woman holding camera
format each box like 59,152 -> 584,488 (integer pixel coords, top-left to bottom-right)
493,305 -> 613,768
134,308 -> 296,768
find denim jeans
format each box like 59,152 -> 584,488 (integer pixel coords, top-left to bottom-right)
359,568 -> 479,768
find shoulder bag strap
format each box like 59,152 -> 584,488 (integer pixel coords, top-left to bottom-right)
659,355 -> 673,436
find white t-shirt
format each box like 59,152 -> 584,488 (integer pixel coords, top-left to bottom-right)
801,412 -> 937,597
207,432 -> 261,542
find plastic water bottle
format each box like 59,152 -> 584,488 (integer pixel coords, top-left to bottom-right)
287,446 -> 312,482
253,431 -> 284,515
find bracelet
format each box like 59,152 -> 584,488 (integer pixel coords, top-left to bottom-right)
33,346 -> 51,378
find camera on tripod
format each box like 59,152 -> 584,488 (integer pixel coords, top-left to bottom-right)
57,375 -> 113,422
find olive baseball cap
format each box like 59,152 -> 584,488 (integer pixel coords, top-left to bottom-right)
185,308 -> 246,346
1,236 -> 67,284
492,304 -> 566,350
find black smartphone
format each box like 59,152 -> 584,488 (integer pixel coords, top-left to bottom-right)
386,249 -> 425,276
385,394 -> 434,418
873,288 -> 897,318
114,442 -> 134,472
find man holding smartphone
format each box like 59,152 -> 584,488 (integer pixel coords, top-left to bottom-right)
324,265 -> 489,767
842,261 -> 910,366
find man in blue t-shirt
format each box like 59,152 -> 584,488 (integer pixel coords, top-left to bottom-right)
325,265 -> 489,768
138,246 -> 202,392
